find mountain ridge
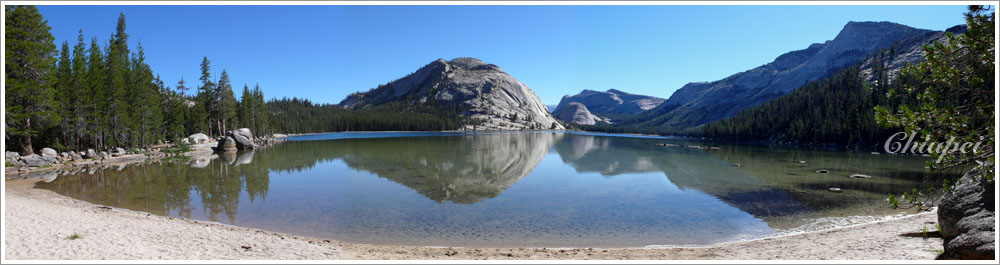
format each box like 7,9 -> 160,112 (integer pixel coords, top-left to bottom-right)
629,21 -> 938,130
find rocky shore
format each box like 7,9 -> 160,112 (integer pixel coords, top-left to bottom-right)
4,129 -> 284,179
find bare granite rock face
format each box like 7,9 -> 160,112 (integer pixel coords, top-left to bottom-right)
937,166 -> 995,260
551,102 -> 608,126
859,25 -> 967,85
338,57 -> 564,130
635,21 -> 945,129
552,89 -> 664,125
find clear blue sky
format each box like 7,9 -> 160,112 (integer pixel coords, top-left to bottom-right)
36,5 -> 969,105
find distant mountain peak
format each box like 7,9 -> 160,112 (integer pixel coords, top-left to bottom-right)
631,21 -> 939,129
552,89 -> 665,125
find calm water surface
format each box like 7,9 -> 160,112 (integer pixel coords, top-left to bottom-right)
29,131 -> 956,247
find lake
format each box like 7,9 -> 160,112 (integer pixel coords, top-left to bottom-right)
30,131 -> 953,247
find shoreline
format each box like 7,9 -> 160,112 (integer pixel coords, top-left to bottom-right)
4,134 -> 946,260
5,175 -> 945,260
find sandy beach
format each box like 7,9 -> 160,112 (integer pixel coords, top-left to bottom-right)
4,174 -> 944,260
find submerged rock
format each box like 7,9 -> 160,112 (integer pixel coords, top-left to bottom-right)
816,169 -> 830,174
848,174 -> 871,179
937,167 -> 995,260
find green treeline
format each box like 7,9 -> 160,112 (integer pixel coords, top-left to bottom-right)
5,7 -> 270,154
5,6 -> 467,155
579,46 -> 936,149
699,65 -> 890,147
267,98 -> 465,133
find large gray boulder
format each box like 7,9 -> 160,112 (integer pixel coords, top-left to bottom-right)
40,148 -> 58,158
85,149 -> 98,159
230,128 -> 256,150
19,154 -> 53,167
113,148 -> 127,157
215,136 -> 238,152
5,151 -> 20,162
937,166 -> 995,260
187,133 -> 210,144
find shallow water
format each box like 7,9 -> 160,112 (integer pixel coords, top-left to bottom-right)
31,131 -> 957,247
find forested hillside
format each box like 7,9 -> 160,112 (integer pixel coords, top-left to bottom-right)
267,98 -> 465,133
5,6 -> 272,154
4,6 -> 469,155
580,45 -> 933,149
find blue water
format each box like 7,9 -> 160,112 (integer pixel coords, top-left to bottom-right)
35,131 -> 945,247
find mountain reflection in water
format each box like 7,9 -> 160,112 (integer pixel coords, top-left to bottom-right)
33,131 -> 953,247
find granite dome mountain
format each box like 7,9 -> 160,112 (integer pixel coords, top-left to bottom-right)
629,21 -> 942,130
338,58 -> 564,130
552,89 -> 665,125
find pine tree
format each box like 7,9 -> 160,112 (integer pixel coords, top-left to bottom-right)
54,41 -> 73,149
216,70 -> 237,135
70,30 -> 88,150
5,5 -> 60,155
85,37 -> 108,149
176,77 -> 188,96
198,57 -> 217,136
252,83 -> 268,135
106,13 -> 132,146
238,84 -> 252,129
131,41 -> 161,146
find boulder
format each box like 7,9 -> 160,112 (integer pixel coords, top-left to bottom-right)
937,167 -> 995,260
113,148 -> 127,157
99,151 -> 110,159
5,151 -> 19,161
229,128 -> 256,150
85,149 -> 98,159
40,148 -> 58,158
188,133 -> 210,144
8,159 -> 26,168
19,154 -> 52,167
215,136 -> 238,152
180,138 -> 191,145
